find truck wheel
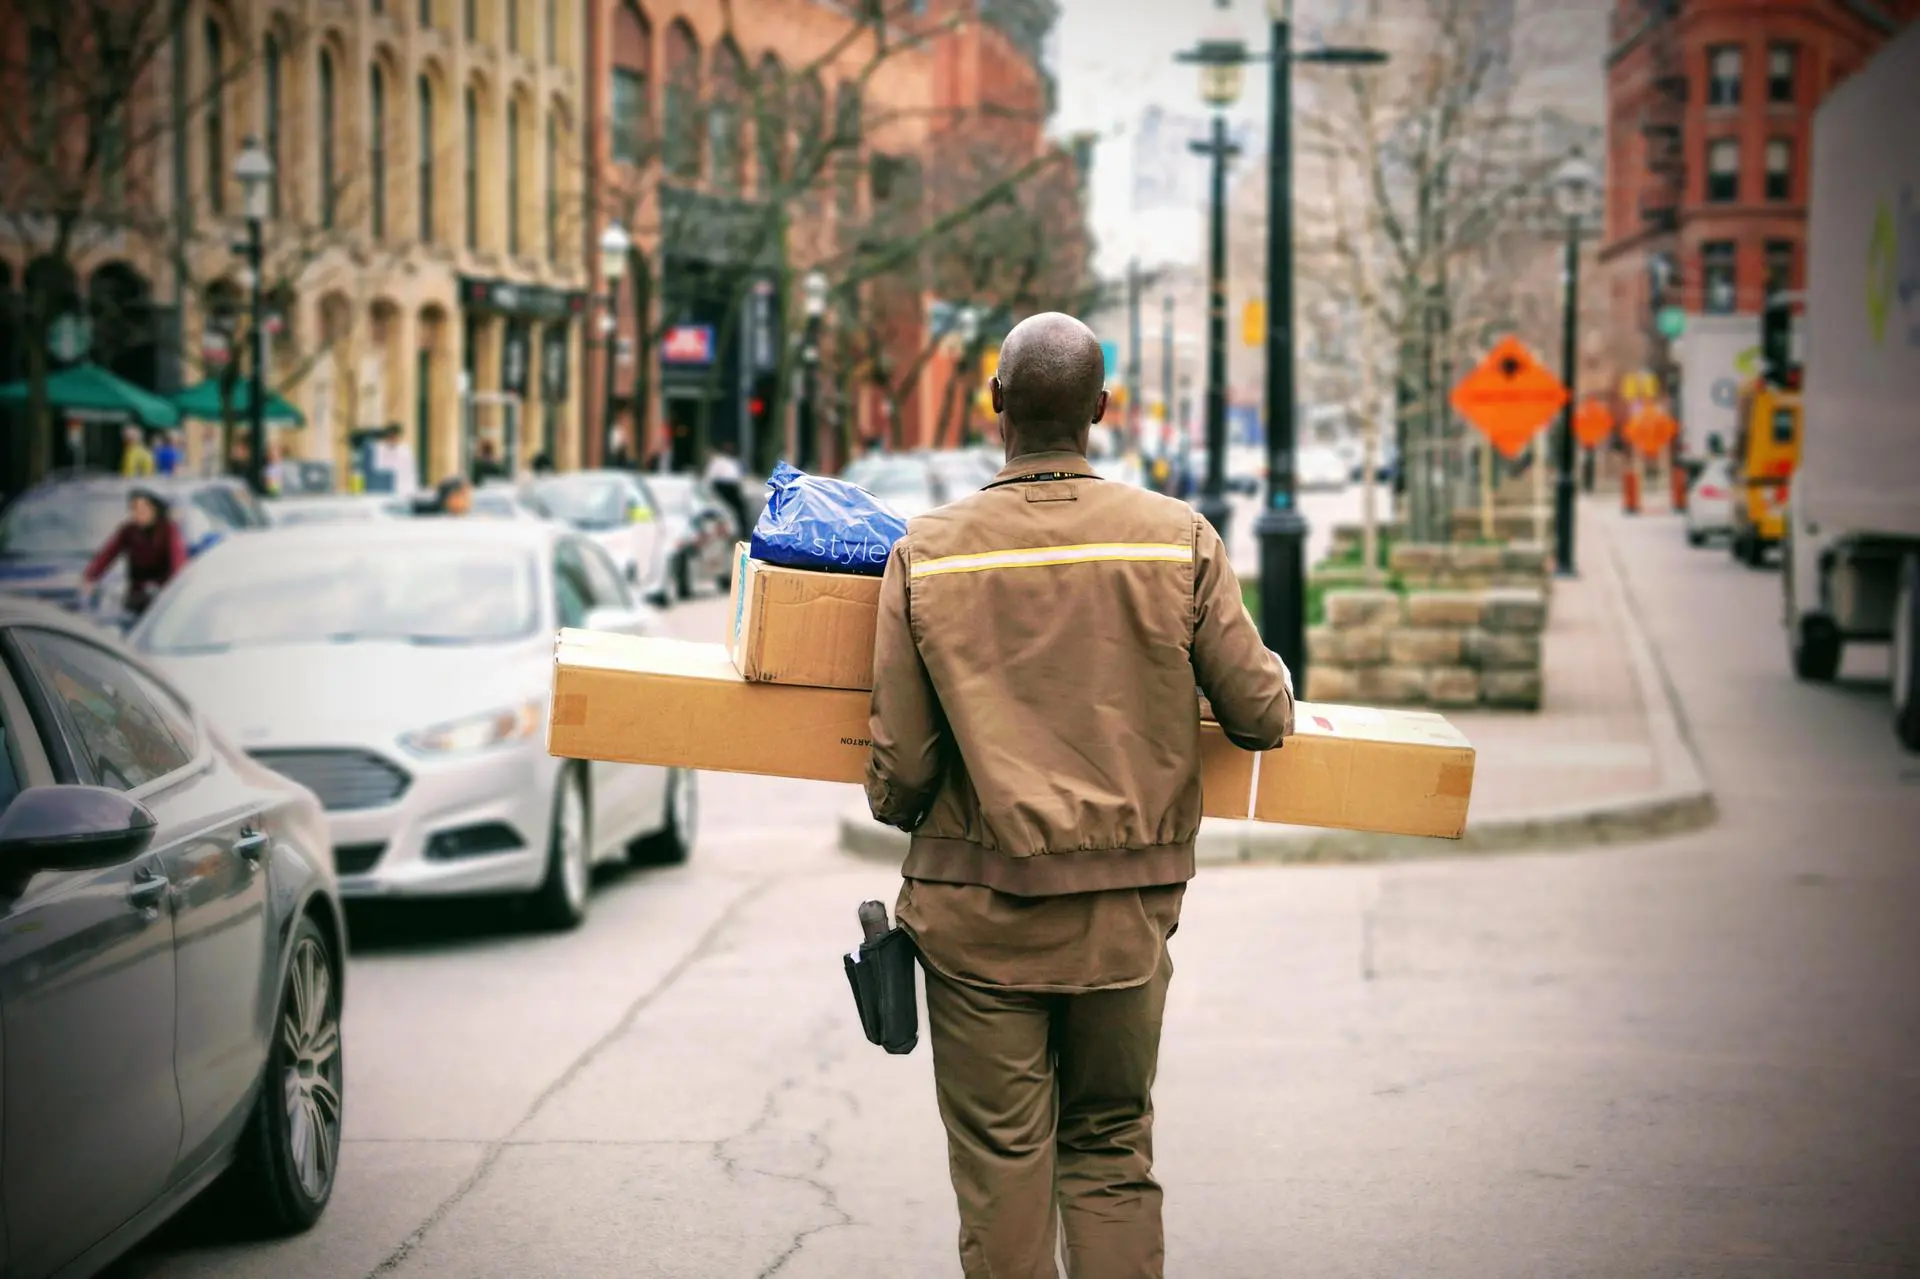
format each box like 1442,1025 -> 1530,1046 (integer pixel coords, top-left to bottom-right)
1894,554 -> 1920,751
1686,528 -> 1706,548
1791,616 -> 1842,683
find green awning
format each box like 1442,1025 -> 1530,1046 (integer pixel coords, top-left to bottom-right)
171,378 -> 306,425
0,363 -> 181,428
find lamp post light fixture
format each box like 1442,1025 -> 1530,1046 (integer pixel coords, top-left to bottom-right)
1253,0 -> 1387,696
1550,149 -> 1598,576
1175,4 -> 1252,543
798,270 -> 828,471
232,137 -> 274,496
599,221 -> 630,467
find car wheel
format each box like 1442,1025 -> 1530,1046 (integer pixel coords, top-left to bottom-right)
674,551 -> 693,601
1894,554 -> 1920,751
225,915 -> 342,1235
1686,528 -> 1706,548
1790,615 -> 1842,683
632,767 -> 696,866
530,766 -> 592,930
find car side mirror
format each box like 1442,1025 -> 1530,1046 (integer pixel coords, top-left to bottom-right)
0,786 -> 158,875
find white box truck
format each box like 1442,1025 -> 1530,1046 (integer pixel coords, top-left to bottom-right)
1676,313 -> 1760,459
1785,21 -> 1920,749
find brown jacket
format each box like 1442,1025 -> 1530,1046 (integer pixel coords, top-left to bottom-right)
865,450 -> 1294,897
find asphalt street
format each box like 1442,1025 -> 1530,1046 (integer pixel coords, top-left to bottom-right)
112,499 -> 1920,1279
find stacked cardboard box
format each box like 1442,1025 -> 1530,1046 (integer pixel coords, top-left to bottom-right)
548,545 -> 1476,839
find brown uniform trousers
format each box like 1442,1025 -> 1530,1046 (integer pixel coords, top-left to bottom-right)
924,947 -> 1172,1279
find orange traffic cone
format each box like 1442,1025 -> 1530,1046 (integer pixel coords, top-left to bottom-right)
1670,456 -> 1689,511
1622,464 -> 1641,515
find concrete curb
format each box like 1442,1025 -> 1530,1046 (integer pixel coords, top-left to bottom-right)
838,506 -> 1717,867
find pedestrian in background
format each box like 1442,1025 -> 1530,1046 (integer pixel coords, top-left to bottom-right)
866,312 -> 1294,1278
471,438 -> 507,485
120,425 -> 155,477
704,439 -> 749,537
154,430 -> 182,477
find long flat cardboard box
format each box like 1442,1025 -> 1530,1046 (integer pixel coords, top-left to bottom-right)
550,631 -> 1474,837
726,544 -> 882,691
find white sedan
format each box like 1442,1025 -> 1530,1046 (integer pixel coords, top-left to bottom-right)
131,520 -> 693,930
1297,445 -> 1351,491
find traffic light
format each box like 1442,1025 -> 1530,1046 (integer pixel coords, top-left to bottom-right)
747,373 -> 776,448
1761,293 -> 1802,390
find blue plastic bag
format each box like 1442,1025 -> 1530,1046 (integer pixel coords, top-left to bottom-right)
749,461 -> 908,576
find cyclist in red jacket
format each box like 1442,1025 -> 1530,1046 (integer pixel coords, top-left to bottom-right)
82,488 -> 188,619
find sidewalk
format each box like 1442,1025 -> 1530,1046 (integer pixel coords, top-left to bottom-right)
840,498 -> 1715,864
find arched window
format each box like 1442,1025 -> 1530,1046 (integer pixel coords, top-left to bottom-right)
663,21 -> 700,181
263,35 -> 282,216
204,20 -> 225,213
610,3 -> 651,167
464,86 -> 479,249
319,49 -> 338,228
545,0 -> 557,63
708,41 -> 745,194
754,54 -> 785,195
370,65 -> 389,239
506,98 -> 521,254
418,0 -> 433,27
464,0 -> 476,40
507,0 -> 520,53
417,75 -> 436,242
545,111 -> 559,262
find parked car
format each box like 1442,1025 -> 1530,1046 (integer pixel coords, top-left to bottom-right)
522,471 -> 671,602
1227,444 -> 1266,496
842,454 -> 943,518
927,449 -> 1000,499
0,596 -> 344,1277
131,520 -> 694,930
266,493 -> 406,527
1686,455 -> 1738,547
0,474 -> 268,617
645,474 -> 738,599
1297,445 -> 1351,491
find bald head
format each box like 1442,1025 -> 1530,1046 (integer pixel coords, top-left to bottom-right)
992,312 -> 1108,455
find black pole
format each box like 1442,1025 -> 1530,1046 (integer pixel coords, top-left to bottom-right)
1553,216 -> 1579,574
1194,114 -> 1232,538
246,215 -> 268,496
602,293 -> 621,467
1255,17 -> 1309,686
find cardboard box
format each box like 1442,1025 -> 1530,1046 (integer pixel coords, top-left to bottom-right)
550,631 -> 1258,819
1254,704 -> 1474,838
727,545 -> 883,691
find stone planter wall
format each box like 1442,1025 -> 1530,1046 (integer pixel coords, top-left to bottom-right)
1308,586 -> 1547,709
1328,510 -> 1559,554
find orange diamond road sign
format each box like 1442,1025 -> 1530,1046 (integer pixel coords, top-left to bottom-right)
1574,399 -> 1615,449
1450,336 -> 1570,459
1626,406 -> 1677,456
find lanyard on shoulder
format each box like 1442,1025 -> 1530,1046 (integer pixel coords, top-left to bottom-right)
982,470 -> 1102,491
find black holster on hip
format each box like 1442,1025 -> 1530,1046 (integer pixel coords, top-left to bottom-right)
844,926 -> 919,1055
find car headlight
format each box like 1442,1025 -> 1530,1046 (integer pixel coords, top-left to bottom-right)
400,699 -> 544,757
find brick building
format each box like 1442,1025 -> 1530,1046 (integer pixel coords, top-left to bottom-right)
583,0 -> 1077,471
1599,0 -> 1917,373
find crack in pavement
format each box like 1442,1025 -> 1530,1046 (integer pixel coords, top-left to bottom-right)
362,874 -> 779,1278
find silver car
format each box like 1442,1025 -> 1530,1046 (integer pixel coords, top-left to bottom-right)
130,521 -> 694,931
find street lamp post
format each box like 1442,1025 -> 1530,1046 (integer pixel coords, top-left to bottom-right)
1550,151 -> 1598,576
1177,10 -> 1247,541
1255,0 -> 1387,690
599,221 -> 630,468
798,271 -> 827,470
233,138 -> 274,497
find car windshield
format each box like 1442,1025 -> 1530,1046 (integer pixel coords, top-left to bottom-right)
140,542 -> 541,653
0,491 -> 135,557
528,478 -> 629,529
646,477 -> 697,517
843,458 -> 932,500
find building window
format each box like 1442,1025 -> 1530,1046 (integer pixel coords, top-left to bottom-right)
465,87 -> 480,249
663,22 -> 701,181
205,21 -> 226,213
319,49 -> 337,228
1702,241 -> 1737,314
506,99 -> 521,254
709,43 -> 745,193
371,66 -> 389,239
1768,45 -> 1796,104
418,77 -> 436,242
464,0 -> 476,40
1764,240 -> 1795,297
756,54 -> 785,193
264,36 -> 282,216
419,0 -> 433,27
98,106 -> 125,209
546,1 -> 557,62
507,0 -> 519,52
1707,45 -> 1742,107
611,67 -> 647,165
546,113 -> 559,262
1706,138 -> 1739,203
1765,138 -> 1792,201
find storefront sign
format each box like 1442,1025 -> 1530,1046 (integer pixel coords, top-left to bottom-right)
663,325 -> 717,366
457,276 -> 588,322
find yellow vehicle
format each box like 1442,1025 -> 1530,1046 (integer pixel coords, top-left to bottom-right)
1729,382 -> 1801,567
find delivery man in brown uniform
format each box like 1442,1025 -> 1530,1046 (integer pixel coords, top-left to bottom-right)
866,312 -> 1295,1277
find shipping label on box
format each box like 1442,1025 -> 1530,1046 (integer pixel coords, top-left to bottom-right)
727,544 -> 884,691
551,631 -> 1257,818
1253,703 -> 1475,838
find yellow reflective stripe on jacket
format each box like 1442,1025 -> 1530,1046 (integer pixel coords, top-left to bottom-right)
911,541 -> 1191,579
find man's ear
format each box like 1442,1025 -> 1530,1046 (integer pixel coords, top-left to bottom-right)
1091,388 -> 1109,425
990,376 -> 1005,415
